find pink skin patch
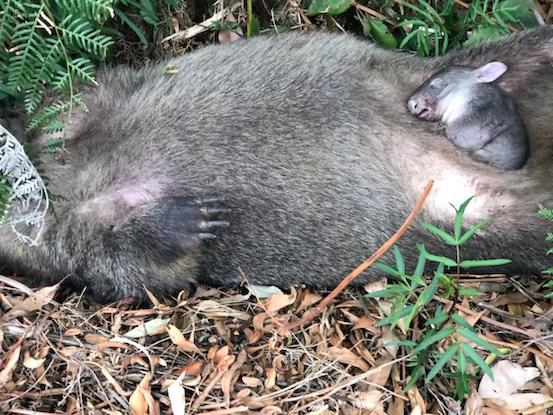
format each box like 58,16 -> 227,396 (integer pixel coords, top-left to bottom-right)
77,178 -> 166,222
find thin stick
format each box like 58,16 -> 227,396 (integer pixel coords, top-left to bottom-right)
286,180 -> 434,330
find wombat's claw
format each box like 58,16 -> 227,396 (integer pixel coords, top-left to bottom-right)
198,207 -> 232,217
199,233 -> 217,240
199,220 -> 230,231
194,196 -> 224,205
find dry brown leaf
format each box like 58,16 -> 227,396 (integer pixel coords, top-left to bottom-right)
352,315 -> 379,333
167,325 -> 200,353
175,361 -> 203,377
0,344 -> 21,387
465,388 -> 484,415
221,349 -> 247,406
23,351 -> 45,369
63,328 -> 83,336
323,346 -> 370,371
213,345 -> 230,365
242,376 -> 263,388
297,291 -> 322,312
407,384 -> 426,415
369,356 -> 393,387
381,326 -> 399,358
195,300 -> 250,320
84,333 -> 109,344
129,373 -> 153,415
1,283 -> 59,321
247,312 -> 268,343
265,287 -> 297,314
217,13 -> 242,44
265,367 -> 276,389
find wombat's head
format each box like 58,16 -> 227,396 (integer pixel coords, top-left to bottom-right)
407,62 -> 508,122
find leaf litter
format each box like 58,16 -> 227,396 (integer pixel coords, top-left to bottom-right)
0,272 -> 551,415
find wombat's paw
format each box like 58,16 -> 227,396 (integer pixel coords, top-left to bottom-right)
192,196 -> 231,240
147,196 -> 230,257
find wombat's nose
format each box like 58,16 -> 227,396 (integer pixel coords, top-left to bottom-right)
407,98 -> 418,113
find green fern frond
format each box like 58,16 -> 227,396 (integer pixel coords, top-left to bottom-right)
0,0 -> 25,47
5,3 -> 47,92
53,0 -> 114,22
52,56 -> 95,90
26,95 -> 82,132
539,208 -> 553,222
59,15 -> 114,58
42,120 -> 65,135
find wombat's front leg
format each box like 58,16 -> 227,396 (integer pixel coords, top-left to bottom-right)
49,195 -> 229,302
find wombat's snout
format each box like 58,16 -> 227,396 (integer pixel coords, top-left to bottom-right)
407,96 -> 436,121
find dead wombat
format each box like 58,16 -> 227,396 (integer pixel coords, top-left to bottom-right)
1,27 -> 552,302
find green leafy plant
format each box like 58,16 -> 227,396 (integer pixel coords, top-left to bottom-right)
0,0 -> 114,132
366,197 -> 509,399
307,0 -> 539,56
538,208 -> 553,298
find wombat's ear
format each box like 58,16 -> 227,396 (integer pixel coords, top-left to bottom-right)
475,61 -> 508,83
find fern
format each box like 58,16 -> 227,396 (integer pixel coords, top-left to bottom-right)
52,0 -> 114,22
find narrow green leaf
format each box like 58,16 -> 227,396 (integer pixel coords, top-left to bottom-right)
418,244 -> 457,267
425,307 -> 449,327
373,262 -> 401,278
393,246 -> 405,275
426,344 -> 456,383
458,287 -> 481,297
458,219 -> 492,244
451,314 -> 474,330
457,327 -> 501,354
459,258 -> 511,268
458,344 -> 467,374
413,327 -> 455,353
461,343 -> 494,379
364,285 -> 410,299
421,222 -> 457,245
374,304 -> 416,327
454,197 -> 474,240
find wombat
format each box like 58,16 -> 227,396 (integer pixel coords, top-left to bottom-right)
407,62 -> 529,170
1,27 -> 552,302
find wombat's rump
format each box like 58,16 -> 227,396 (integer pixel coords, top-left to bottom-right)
1,27 -> 552,302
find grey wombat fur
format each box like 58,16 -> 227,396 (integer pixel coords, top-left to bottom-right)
1,27 -> 553,302
407,62 -> 529,170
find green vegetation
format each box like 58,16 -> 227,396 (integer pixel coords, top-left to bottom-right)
538,208 -> 553,297
307,0 -> 540,56
366,197 -> 509,399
